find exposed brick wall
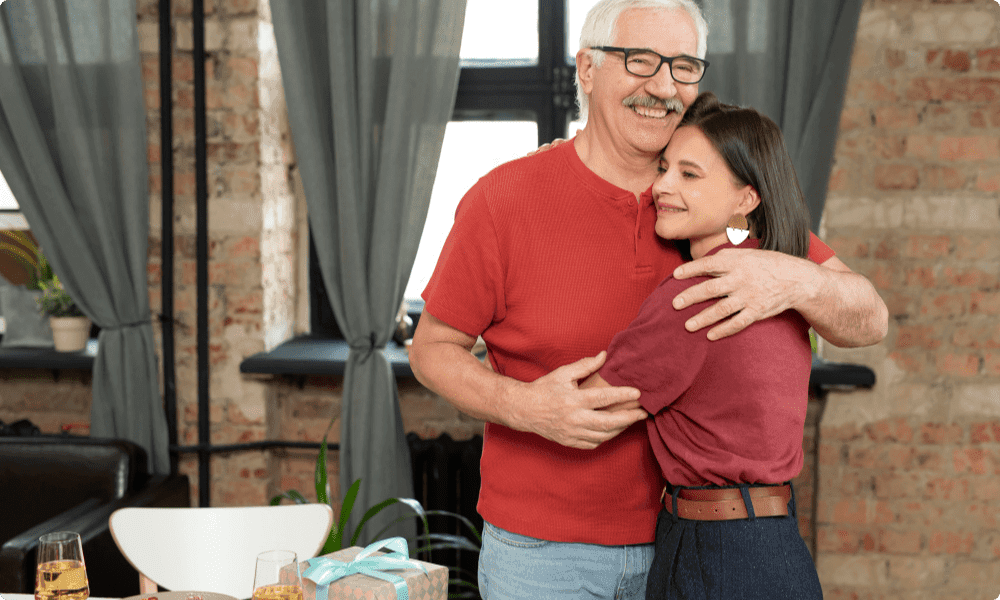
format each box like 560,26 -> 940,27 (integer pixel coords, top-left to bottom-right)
139,0 -> 280,505
818,0 -> 1000,597
0,370 -> 91,434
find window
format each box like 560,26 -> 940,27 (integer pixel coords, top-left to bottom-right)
312,0 -> 603,336
0,168 -> 26,336
404,121 -> 539,299
0,170 -> 26,229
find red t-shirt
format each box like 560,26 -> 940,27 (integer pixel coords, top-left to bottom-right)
423,138 -> 835,544
600,238 -> 829,487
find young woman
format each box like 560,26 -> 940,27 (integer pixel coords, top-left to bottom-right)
583,92 -> 825,599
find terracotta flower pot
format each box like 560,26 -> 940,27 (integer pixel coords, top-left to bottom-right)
49,316 -> 91,352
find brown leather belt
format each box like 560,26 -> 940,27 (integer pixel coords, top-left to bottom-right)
662,484 -> 791,521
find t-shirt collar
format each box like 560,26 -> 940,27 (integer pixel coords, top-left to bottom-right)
561,137 -> 650,204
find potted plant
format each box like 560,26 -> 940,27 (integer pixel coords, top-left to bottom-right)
36,273 -> 90,352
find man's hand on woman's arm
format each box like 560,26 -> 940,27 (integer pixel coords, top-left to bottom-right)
671,249 -> 888,347
408,312 -> 647,450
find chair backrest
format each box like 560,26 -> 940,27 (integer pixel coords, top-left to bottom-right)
109,504 -> 333,599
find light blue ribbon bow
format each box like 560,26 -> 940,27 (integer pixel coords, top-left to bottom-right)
302,537 -> 428,600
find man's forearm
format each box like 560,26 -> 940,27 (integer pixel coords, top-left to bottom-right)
409,338 -> 515,425
409,312 -> 646,449
798,264 -> 888,348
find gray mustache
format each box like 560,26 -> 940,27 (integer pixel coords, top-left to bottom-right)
623,96 -> 684,113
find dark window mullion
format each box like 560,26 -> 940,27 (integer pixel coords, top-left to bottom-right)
538,0 -> 567,75
540,0 -> 575,141
457,65 -> 547,87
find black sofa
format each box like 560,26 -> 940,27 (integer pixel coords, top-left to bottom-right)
0,436 -> 190,597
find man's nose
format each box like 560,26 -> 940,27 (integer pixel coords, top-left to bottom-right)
644,65 -> 679,100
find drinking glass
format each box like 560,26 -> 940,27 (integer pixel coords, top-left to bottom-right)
35,531 -> 89,600
251,550 -> 304,600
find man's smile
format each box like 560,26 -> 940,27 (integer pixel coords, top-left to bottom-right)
623,95 -> 684,120
629,105 -> 672,118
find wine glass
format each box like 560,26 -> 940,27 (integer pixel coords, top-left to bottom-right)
251,550 -> 304,600
35,531 -> 89,600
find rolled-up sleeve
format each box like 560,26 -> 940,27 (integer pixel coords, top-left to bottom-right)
598,277 -> 710,414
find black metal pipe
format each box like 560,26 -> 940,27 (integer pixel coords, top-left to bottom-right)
158,0 -> 178,476
544,0 -> 573,139
192,0 -> 210,507
171,440 -> 340,454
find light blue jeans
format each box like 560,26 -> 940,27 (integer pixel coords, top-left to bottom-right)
478,521 -> 655,600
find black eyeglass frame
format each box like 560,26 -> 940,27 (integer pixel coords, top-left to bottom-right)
589,46 -> 710,84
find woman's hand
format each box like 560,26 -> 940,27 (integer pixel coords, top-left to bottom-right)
526,137 -> 569,157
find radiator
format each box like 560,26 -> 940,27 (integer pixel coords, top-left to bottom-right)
407,432 -> 483,596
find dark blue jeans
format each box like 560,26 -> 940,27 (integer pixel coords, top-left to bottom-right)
646,483 -> 823,600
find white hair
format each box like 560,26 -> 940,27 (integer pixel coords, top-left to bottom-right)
575,0 -> 708,123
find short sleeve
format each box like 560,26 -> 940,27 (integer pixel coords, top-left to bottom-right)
421,178 -> 506,338
599,277 -> 710,414
807,232 -> 835,265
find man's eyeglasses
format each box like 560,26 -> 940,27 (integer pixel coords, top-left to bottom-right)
590,46 -> 709,84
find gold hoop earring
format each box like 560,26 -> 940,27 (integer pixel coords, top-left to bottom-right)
726,214 -> 749,245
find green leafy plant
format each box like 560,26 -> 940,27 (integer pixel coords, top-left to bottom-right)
270,435 -> 482,598
36,274 -> 85,317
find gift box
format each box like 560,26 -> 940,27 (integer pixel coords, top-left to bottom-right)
288,538 -> 448,600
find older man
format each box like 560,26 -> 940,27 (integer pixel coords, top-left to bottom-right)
410,0 -> 887,598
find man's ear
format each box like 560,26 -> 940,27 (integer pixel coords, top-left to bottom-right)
576,48 -> 596,95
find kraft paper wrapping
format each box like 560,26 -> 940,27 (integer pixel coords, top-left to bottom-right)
282,546 -> 447,600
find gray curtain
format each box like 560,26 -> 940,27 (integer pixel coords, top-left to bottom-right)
270,0 -> 466,537
0,0 -> 169,473
699,0 -> 864,232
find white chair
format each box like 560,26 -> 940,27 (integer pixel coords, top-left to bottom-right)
109,504 -> 334,599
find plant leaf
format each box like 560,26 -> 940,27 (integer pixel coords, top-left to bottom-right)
269,490 -> 308,506
328,478 -> 360,553
423,510 -> 482,544
394,497 -> 427,521
315,436 -> 330,506
447,578 -> 480,591
351,497 -> 401,547
316,437 -> 342,555
369,509 -> 426,545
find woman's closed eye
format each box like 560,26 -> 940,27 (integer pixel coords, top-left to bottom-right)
682,170 -> 698,179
